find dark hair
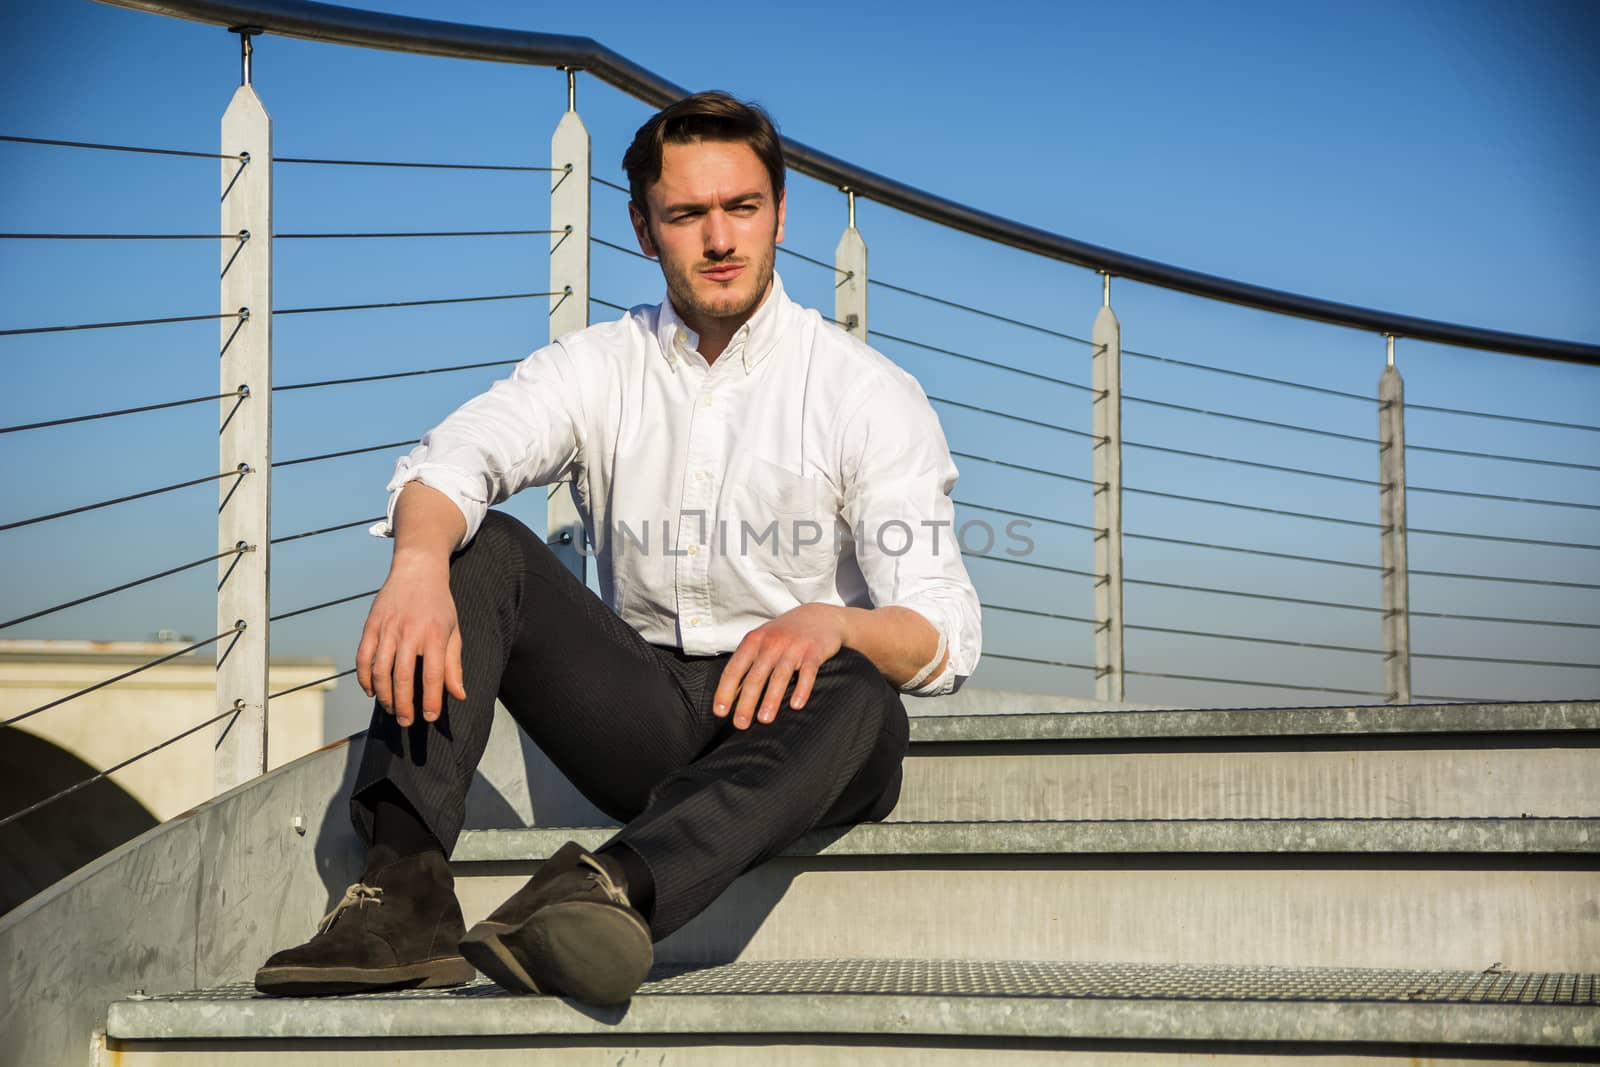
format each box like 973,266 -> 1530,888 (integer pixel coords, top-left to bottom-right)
622,91 -> 785,218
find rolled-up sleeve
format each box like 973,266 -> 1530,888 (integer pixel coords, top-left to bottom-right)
839,370 -> 982,696
368,340 -> 586,551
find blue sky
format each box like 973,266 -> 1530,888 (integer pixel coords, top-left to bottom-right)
2,0 -> 1596,735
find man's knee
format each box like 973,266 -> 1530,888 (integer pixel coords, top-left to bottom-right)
822,646 -> 888,690
461,510 -> 532,559
812,647 -> 896,726
449,510 -> 542,581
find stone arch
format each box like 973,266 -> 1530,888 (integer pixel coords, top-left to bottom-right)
0,730 -> 158,915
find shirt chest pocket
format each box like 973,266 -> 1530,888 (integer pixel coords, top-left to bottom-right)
725,455 -> 840,580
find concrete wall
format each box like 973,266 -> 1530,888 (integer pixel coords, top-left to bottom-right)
0,639 -> 335,823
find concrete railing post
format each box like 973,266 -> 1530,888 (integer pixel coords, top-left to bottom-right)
1092,274 -> 1125,703
547,69 -> 589,580
215,29 -> 272,795
1378,335 -> 1412,704
835,189 -> 867,341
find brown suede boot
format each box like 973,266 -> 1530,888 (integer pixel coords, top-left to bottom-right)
255,845 -> 476,996
458,840 -> 652,1005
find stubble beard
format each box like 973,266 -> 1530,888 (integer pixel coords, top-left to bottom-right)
658,228 -> 777,332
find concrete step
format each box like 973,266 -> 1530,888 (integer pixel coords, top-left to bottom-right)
102,959 -> 1600,1064
449,820 -> 1600,972
466,701 -> 1600,827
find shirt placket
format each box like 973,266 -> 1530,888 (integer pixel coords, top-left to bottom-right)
674,329 -> 739,652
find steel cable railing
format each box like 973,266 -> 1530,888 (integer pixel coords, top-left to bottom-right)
1124,343 -> 1600,435
0,703 -> 245,833
1409,567 -> 1600,591
874,330 -> 1098,393
1412,649 -> 1600,670
270,667 -> 357,700
878,318 -> 1572,698
0,232 -> 244,240
1122,392 -> 1377,444
0,544 -> 253,631
1405,440 -> 1600,472
1123,346 -> 1376,402
869,275 -> 1092,342
962,553 -> 1098,579
954,498 -> 1101,534
982,651 -> 1100,673
0,128 -> 483,773
0,308 -> 246,338
1,624 -> 246,730
269,517 -> 383,546
0,386 -> 247,435
983,602 -> 1099,626
931,396 -> 1100,441
0,465 -> 250,533
1,39 -> 1592,870
276,154 -> 560,172
274,290 -> 559,316
1407,403 -> 1600,432
950,448 -> 1097,487
1123,669 -> 1389,699
888,328 -> 1599,505
0,134 -> 808,843
1405,607 -> 1600,631
1122,342 -> 1600,452
0,133 -> 243,161
776,245 -> 851,278
1405,525 -> 1599,552
1121,440 -> 1376,486
275,358 -> 521,394
0,132 -> 264,813
276,228 -> 560,240
884,334 -> 1600,513
915,355 -> 1587,694
953,495 -> 1593,639
272,441 -> 412,469
591,235 -> 655,261
273,441 -> 412,470
1405,484 -> 1600,512
950,441 -> 1599,552
269,589 -> 378,624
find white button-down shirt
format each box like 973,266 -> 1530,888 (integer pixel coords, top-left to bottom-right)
371,273 -> 981,696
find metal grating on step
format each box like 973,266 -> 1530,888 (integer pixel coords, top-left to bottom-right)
134,959 -> 1597,1006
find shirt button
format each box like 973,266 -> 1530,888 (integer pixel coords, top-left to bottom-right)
702,395 -> 714,407
689,615 -> 702,626
687,543 -> 699,556
696,470 -> 708,480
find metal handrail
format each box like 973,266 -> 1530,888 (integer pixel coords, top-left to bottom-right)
95,0 -> 1599,365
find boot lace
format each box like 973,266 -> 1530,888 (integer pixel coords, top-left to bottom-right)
316,882 -> 384,935
578,854 -> 630,908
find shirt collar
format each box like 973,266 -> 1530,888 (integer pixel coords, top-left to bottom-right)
655,271 -> 790,375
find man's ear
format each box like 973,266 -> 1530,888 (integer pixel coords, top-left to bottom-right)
774,190 -> 787,246
628,201 -> 658,259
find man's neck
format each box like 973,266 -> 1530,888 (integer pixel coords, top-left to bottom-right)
674,277 -> 774,364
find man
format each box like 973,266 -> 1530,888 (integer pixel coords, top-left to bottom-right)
255,91 -> 981,1006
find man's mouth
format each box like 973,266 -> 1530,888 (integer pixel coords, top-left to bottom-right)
701,263 -> 745,284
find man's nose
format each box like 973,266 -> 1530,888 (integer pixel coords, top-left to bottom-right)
703,210 -> 734,258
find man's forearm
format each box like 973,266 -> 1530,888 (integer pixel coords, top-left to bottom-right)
834,605 -> 946,690
391,481 -> 468,565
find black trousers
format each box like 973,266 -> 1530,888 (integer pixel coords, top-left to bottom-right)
349,510 -> 910,941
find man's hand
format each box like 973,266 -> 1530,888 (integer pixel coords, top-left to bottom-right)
713,603 -> 848,729
356,551 -> 468,728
